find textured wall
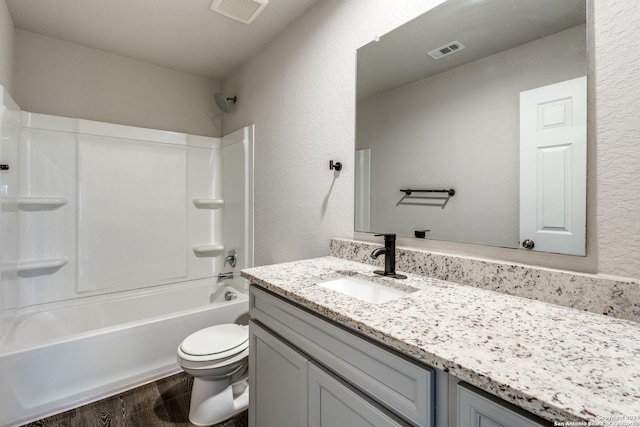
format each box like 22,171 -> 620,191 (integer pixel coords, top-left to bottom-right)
594,1 -> 640,279
222,0 -> 445,266
0,0 -> 14,92
224,0 -> 640,281
14,30 -> 222,137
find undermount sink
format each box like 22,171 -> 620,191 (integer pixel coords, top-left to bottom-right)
317,276 -> 412,304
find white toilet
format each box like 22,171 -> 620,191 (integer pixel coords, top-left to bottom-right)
177,323 -> 250,426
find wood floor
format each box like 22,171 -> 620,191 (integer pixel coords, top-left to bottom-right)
23,373 -> 248,427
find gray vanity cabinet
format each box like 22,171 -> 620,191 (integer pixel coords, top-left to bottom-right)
248,285 -> 550,427
250,319 -> 410,427
249,285 -> 433,427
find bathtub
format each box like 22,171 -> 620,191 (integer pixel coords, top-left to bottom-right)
0,277 -> 249,427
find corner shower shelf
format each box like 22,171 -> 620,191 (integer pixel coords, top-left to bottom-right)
192,245 -> 225,256
16,257 -> 68,273
193,199 -> 224,209
17,197 -> 69,211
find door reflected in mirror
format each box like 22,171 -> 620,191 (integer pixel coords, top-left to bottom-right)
355,0 -> 587,255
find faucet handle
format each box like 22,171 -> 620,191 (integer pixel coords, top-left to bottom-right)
224,249 -> 237,268
374,233 -> 396,242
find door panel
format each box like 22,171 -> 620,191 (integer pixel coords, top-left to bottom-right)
308,362 -> 409,427
519,76 -> 586,255
249,321 -> 308,427
457,385 -> 546,427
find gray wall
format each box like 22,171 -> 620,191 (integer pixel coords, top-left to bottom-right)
357,25 -> 586,248
222,0 -> 640,281
222,1 -> 446,266
595,1 -> 640,280
0,0 -> 14,93
13,30 -> 223,137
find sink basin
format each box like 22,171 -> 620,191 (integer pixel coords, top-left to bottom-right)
317,276 -> 411,304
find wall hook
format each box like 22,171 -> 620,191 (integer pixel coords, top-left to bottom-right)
329,160 -> 342,171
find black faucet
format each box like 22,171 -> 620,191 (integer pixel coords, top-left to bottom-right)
370,233 -> 407,279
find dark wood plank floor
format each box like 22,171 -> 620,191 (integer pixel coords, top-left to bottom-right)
23,373 -> 248,427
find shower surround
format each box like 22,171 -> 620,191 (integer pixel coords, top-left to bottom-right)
0,86 -> 254,426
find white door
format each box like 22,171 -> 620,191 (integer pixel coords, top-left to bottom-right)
519,76 -> 586,256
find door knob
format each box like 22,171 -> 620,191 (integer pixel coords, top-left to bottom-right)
522,239 -> 535,250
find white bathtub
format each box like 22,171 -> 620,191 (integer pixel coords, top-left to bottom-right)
0,278 -> 249,427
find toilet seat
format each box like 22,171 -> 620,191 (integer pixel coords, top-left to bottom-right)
178,324 -> 248,363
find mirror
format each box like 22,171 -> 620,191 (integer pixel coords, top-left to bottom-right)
355,0 -> 587,256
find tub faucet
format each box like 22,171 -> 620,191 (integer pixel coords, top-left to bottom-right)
224,249 -> 237,268
370,233 -> 407,279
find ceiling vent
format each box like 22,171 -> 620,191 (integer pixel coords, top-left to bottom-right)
427,41 -> 465,60
210,0 -> 269,24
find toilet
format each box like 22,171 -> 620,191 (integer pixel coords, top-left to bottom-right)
177,323 -> 250,426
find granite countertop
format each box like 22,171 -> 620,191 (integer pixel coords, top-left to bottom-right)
242,256 -> 640,425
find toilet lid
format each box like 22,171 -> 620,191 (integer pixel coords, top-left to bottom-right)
180,324 -> 248,356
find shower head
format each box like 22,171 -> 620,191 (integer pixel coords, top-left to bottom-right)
214,93 -> 237,113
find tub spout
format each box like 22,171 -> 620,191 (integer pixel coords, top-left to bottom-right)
218,271 -> 235,280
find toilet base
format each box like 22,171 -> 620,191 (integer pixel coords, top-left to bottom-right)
188,377 -> 249,426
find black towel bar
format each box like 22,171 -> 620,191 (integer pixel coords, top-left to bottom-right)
401,189 -> 455,196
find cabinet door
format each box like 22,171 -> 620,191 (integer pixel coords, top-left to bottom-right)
309,362 -> 410,427
457,384 -> 547,427
249,321 -> 309,427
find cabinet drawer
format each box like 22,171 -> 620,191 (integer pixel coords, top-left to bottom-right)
250,286 -> 434,427
457,383 -> 549,427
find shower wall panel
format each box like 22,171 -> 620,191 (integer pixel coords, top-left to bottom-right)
221,126 -> 254,271
188,137 -> 223,278
16,112 -> 222,307
0,87 -> 20,341
77,137 -> 188,292
17,127 -> 77,307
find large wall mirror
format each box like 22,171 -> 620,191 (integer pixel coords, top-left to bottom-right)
355,0 -> 587,256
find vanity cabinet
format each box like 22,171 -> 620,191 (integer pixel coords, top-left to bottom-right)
249,285 -> 550,427
249,286 -> 433,427
250,320 -> 409,427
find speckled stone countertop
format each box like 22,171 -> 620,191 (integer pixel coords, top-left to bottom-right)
242,256 -> 640,425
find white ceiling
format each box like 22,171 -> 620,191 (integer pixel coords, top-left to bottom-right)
5,0 -> 321,80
